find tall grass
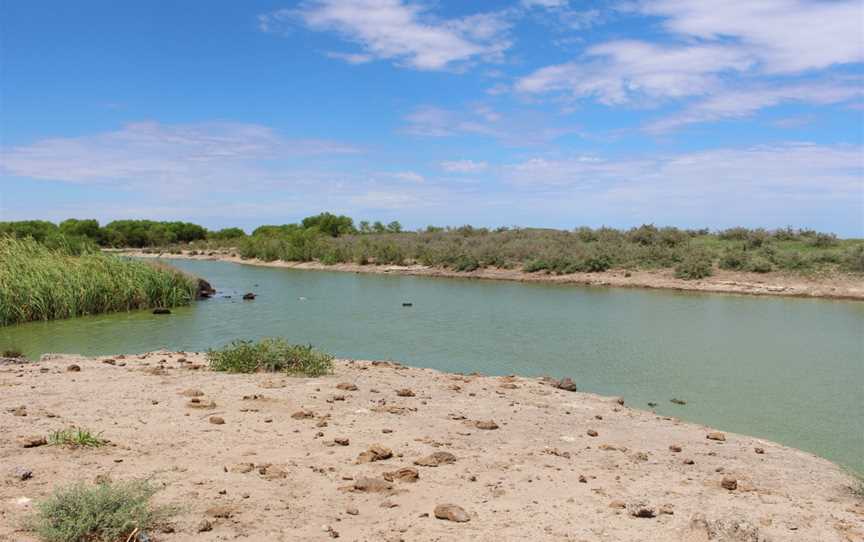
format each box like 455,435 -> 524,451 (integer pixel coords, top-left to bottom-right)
0,236 -> 197,326
208,337 -> 334,376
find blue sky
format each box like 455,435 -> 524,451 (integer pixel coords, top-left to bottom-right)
1,0 -> 862,235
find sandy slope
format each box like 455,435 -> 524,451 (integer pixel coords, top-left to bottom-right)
121,250 -> 864,301
2,352 -> 862,541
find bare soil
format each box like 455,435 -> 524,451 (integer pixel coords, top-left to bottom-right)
2,352 -> 862,541
122,250 -> 864,301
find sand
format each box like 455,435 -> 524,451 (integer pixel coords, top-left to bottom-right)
121,250 -> 864,301
2,352 -> 862,541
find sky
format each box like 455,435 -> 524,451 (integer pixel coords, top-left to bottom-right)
1,0 -> 863,235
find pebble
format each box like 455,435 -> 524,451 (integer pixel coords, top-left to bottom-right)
12,467 -> 32,481
346,506 -> 359,516
66,364 -> 81,372
434,504 -> 470,522
414,451 -> 456,467
669,444 -> 682,453
197,520 -> 213,532
396,388 -> 415,397
707,432 -> 726,442
721,476 -> 738,490
587,429 -> 599,437
209,416 -> 225,425
357,444 -> 393,463
334,437 -> 350,446
475,420 -> 499,430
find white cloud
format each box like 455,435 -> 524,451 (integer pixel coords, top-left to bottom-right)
516,40 -> 754,104
283,0 -> 513,71
646,80 -> 864,132
522,0 -> 569,7
639,0 -> 864,73
440,160 -> 489,173
325,51 -> 374,64
0,121 -> 359,188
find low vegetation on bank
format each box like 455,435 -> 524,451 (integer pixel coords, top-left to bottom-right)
4,214 -> 863,280
207,337 -> 334,376
26,480 -> 173,542
0,237 -> 198,326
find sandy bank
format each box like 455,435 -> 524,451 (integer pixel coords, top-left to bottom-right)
120,250 -> 864,301
2,352 -> 862,541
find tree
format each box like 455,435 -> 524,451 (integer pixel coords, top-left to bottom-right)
301,212 -> 357,237
386,221 -> 403,233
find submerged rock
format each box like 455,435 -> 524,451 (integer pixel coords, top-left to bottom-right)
197,278 -> 216,298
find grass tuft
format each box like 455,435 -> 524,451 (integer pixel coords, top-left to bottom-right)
0,236 -> 198,326
208,337 -> 333,376
27,480 -> 173,542
48,427 -> 108,448
2,347 -> 24,358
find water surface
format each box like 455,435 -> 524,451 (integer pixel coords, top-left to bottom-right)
3,259 -> 862,471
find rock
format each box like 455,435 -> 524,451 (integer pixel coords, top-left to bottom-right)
152,308 -> 171,315
197,278 -> 216,299
754,447 -> 765,454
414,451 -> 457,467
669,444 -> 682,453
659,504 -> 675,515
707,432 -> 726,442
259,464 -> 288,480
242,292 -> 256,300
182,389 -> 204,397
9,406 -> 26,417
434,504 -> 470,522
475,420 -> 499,430
628,502 -> 656,518
670,398 -> 687,405
383,467 -> 419,483
229,463 -> 255,474
66,364 -> 81,372
19,436 -> 47,448
587,429 -> 598,437
291,409 -> 314,419
396,388 -> 415,397
721,476 -> 738,490
346,506 -> 359,515
336,382 -> 358,391
554,377 -> 578,392
353,477 -> 393,493
402,302 -> 413,307
209,416 -> 225,425
683,458 -> 695,465
186,398 -> 216,409
12,467 -> 32,480
197,520 -> 213,532
608,500 -> 626,509
334,437 -> 350,446
357,444 -> 393,463
206,505 -> 233,518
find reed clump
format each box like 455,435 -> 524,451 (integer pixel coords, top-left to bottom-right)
0,237 -> 197,326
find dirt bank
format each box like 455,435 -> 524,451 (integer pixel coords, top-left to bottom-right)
120,250 -> 864,301
2,352 -> 862,541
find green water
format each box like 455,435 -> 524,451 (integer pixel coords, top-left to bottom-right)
3,259 -> 863,471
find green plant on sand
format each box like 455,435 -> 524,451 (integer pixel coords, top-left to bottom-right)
48,427 -> 108,448
26,480 -> 173,542
208,337 -> 333,376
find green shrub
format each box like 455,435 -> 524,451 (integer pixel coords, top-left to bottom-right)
208,338 -> 333,376
674,252 -> 714,280
2,348 -> 24,358
452,255 -> 480,272
48,427 -> 107,448
719,248 -> 750,270
844,245 -> 864,272
27,480 -> 172,542
746,256 -> 773,273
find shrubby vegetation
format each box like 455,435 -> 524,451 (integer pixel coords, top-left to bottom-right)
0,237 -> 197,325
27,480 -> 173,542
208,337 -> 333,376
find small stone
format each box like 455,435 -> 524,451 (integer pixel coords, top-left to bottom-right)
66,364 -> 81,372
242,292 -> 256,300
414,451 -> 457,467
19,436 -> 47,448
383,467 -> 419,483
554,377 -> 578,392
628,502 -> 656,518
12,467 -> 33,480
578,475 -> 587,483
206,505 -> 233,518
475,420 -> 499,430
721,476 -> 738,490
754,447 -> 765,454
334,437 -> 350,446
608,500 -> 626,509
346,506 -> 359,516
229,463 -> 255,474
659,504 -> 675,515
353,477 -> 393,493
669,444 -> 682,453
434,504 -> 470,522
209,416 -> 225,425
587,429 -> 598,437
670,398 -> 687,405
357,444 -> 393,463
291,410 -> 314,419
182,389 -> 204,397
707,432 -> 726,442
396,388 -> 415,397
197,520 -> 213,532
380,500 -> 398,508
336,382 -> 358,391
683,458 -> 695,465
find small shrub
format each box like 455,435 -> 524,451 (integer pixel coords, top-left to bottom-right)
674,252 -> 714,280
208,338 -> 333,376
48,427 -> 107,448
27,480 -> 172,542
451,255 -> 480,272
2,348 -> 24,358
523,259 -> 549,273
719,249 -> 750,271
810,233 -> 838,248
746,256 -> 773,273
844,245 -> 864,272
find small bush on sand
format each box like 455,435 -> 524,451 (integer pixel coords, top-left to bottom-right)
844,245 -> 864,273
208,338 -> 333,376
674,252 -> 714,280
27,480 -> 172,542
48,427 -> 107,448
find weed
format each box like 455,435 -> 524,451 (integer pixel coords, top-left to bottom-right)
208,338 -> 333,376
48,427 -> 107,448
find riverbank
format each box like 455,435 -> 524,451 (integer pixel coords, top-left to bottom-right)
120,250 -> 864,301
2,352 -> 861,541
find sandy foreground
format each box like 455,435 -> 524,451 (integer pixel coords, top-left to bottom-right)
121,250 -> 864,301
2,353 -> 862,542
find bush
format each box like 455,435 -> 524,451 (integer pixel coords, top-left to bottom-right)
810,233 -> 838,248
746,256 -> 773,273
843,245 -> 864,272
208,338 -> 333,376
48,427 -> 107,448
451,255 -> 480,272
27,480 -> 173,542
674,252 -> 714,280
719,248 -> 750,270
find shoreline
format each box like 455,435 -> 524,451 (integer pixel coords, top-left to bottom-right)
2,351 -> 862,541
119,249 -> 864,301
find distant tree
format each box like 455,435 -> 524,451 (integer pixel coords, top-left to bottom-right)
386,221 -> 403,234
0,220 -> 58,242
372,221 -> 386,234
301,212 -> 357,237
358,221 -> 372,234
59,218 -> 102,242
209,227 -> 246,240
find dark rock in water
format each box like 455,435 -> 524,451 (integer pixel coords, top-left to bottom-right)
670,398 -> 687,405
243,293 -> 256,300
402,302 -> 413,307
152,308 -> 171,315
554,377 -> 578,392
197,278 -> 216,299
